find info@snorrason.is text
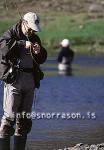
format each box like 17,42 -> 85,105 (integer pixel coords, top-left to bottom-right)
16,111 -> 96,120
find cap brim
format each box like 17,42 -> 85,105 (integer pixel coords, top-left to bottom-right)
28,22 -> 41,32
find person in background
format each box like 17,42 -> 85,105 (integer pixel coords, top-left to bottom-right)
0,12 -> 47,150
57,39 -> 74,75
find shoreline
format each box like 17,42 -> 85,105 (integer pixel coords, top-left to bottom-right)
26,142 -> 104,150
62,143 -> 104,150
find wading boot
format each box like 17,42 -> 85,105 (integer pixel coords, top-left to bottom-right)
13,135 -> 27,150
0,137 -> 10,150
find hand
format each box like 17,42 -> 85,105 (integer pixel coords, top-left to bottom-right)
33,43 -> 40,54
25,41 -> 33,49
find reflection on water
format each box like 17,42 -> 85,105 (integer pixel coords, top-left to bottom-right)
0,55 -> 104,150
58,69 -> 72,76
42,54 -> 104,77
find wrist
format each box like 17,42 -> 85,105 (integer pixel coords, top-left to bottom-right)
17,40 -> 26,47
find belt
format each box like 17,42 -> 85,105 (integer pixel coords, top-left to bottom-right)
19,68 -> 33,73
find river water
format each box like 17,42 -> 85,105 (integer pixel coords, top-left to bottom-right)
0,54 -> 104,150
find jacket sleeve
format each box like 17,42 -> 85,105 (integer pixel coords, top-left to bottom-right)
32,35 -> 47,64
33,46 -> 47,64
0,30 -> 16,65
0,29 -> 26,61
0,30 -> 12,57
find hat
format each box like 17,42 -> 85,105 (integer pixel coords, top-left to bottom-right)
61,39 -> 70,47
23,12 -> 41,32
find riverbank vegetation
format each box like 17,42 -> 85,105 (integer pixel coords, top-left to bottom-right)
0,4 -> 104,56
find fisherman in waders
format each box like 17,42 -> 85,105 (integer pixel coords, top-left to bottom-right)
57,39 -> 74,75
0,12 -> 47,150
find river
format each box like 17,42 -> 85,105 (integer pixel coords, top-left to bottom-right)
0,54 -> 104,150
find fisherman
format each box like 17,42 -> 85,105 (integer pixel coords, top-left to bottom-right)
0,12 -> 47,150
57,39 -> 74,75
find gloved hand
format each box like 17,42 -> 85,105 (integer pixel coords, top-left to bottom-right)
25,41 -> 40,54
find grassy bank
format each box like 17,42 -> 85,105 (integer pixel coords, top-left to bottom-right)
0,13 -> 104,55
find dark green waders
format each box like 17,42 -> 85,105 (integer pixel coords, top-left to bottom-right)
13,135 -> 27,150
0,137 -> 10,150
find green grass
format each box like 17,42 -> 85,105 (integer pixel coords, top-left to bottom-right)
0,21 -> 14,35
38,14 -> 104,55
0,13 -> 104,55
